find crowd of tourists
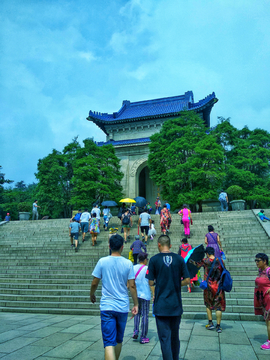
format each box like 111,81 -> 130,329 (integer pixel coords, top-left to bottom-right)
87,200 -> 270,360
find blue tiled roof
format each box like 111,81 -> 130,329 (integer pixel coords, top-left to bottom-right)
96,137 -> 151,147
87,91 -> 217,124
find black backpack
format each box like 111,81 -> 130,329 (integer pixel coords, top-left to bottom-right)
122,215 -> 130,225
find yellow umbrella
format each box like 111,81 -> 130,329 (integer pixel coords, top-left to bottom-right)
119,198 -> 136,203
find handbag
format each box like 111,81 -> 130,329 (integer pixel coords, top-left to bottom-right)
199,258 -> 217,290
128,250 -> 134,263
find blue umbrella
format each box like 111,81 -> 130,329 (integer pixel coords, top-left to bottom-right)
101,200 -> 118,207
134,196 -> 147,207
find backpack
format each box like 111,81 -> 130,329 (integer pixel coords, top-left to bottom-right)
217,257 -> 233,293
218,192 -> 226,202
122,215 -> 130,225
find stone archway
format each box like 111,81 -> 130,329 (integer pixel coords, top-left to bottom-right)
135,161 -> 159,208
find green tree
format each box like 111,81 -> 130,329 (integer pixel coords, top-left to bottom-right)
35,150 -> 71,218
213,119 -> 270,207
148,111 -> 225,211
70,139 -> 123,208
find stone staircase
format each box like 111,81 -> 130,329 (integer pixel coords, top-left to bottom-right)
0,210 -> 269,321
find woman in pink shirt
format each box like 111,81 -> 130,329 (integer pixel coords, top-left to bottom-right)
178,204 -> 192,238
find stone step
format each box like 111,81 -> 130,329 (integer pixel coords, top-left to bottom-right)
0,210 -> 268,319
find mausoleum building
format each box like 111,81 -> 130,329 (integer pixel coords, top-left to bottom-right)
87,91 -> 218,206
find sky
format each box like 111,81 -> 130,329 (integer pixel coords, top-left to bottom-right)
1,0 -> 270,186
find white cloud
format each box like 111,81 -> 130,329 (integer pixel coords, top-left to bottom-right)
78,51 -> 96,62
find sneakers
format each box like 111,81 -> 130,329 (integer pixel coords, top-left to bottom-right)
206,323 -> 215,330
132,331 -> 138,339
140,337 -> 150,344
75,247 -> 78,252
216,325 -> 222,333
261,340 -> 270,350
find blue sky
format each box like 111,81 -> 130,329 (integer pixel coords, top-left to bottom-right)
1,0 -> 270,186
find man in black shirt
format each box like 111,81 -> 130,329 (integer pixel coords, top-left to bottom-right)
146,235 -> 190,360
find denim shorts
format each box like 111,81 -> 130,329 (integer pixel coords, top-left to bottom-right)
80,222 -> 89,233
70,232 -> 79,240
100,311 -> 128,347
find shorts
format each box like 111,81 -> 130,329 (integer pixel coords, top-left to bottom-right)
122,224 -> 130,228
81,222 -> 89,233
140,226 -> 149,235
100,311 -> 128,347
70,232 -> 79,240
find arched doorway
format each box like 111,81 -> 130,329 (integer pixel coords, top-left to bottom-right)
137,165 -> 159,207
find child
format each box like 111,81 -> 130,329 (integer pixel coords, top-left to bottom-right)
69,218 -> 80,252
89,213 -> 100,246
133,252 -> 151,344
178,238 -> 197,292
257,210 -> 270,222
148,220 -> 156,240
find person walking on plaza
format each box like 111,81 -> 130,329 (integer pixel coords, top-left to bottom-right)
32,200 -> 40,220
121,208 -> 133,243
205,225 -> 223,258
69,217 -> 80,252
254,253 -> 270,350
90,213 -> 100,246
138,208 -> 151,244
178,204 -> 192,238
189,246 -> 226,333
218,189 -> 229,211
130,235 -> 147,265
80,208 -> 91,242
90,234 -> 138,360
146,235 -> 190,360
160,204 -> 171,235
133,252 -> 151,344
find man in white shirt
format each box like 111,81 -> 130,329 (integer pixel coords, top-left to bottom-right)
80,208 -> 91,242
32,200 -> 40,220
90,234 -> 138,360
91,205 -> 101,223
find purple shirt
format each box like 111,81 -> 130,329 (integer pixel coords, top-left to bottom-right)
130,240 -> 146,254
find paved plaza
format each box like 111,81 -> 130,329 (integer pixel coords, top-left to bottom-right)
0,312 -> 268,360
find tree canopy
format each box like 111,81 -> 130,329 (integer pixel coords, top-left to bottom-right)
148,113 -> 270,210
148,111 -> 225,210
34,138 -> 123,218
212,118 -> 270,207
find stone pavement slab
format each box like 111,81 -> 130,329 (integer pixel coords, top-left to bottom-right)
0,313 -> 267,359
